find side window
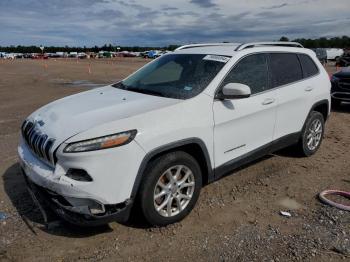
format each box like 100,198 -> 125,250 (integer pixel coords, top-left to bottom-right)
298,54 -> 319,78
221,54 -> 268,95
269,53 -> 303,88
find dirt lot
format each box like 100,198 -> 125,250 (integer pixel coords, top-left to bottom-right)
0,58 -> 349,261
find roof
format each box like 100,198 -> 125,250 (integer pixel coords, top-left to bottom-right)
174,42 -> 311,57
175,45 -> 239,56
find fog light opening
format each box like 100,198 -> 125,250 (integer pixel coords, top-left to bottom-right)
66,168 -> 93,182
65,196 -> 106,215
89,204 -> 105,215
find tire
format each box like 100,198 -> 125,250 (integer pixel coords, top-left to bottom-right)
138,151 -> 202,226
298,111 -> 325,157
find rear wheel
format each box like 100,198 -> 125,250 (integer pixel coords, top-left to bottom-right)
138,151 -> 202,226
298,111 -> 325,156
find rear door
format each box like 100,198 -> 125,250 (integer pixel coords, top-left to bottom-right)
213,53 -> 278,168
270,53 -> 317,140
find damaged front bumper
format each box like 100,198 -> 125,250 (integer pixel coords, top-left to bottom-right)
22,168 -> 133,226
18,138 -> 134,226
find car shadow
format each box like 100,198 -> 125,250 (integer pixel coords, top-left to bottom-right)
273,145 -> 305,158
2,163 -> 116,237
1,148 -> 308,234
1,162 -> 174,233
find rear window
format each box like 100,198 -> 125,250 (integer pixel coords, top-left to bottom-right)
269,53 -> 303,88
298,54 -> 319,78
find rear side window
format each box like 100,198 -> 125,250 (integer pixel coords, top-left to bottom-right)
298,54 -> 319,78
221,53 -> 268,94
269,53 -> 303,88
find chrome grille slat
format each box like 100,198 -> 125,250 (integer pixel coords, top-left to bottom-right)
24,122 -> 34,140
39,134 -> 48,158
21,120 -> 55,165
30,133 -> 39,150
27,125 -> 36,142
34,135 -> 42,156
44,139 -> 55,163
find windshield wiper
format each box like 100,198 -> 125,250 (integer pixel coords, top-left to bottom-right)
112,82 -> 127,89
113,82 -> 164,97
125,87 -> 164,97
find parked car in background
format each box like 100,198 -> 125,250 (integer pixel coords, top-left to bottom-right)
78,52 -> 87,59
147,50 -> 161,58
311,48 -> 327,64
32,54 -> 48,59
3,53 -> 15,59
140,51 -> 149,58
47,53 -> 61,58
68,52 -> 78,58
156,50 -> 170,57
118,51 -> 137,57
331,67 -> 350,107
15,53 -> 24,59
335,53 -> 350,67
23,53 -> 33,59
19,42 -> 330,227
55,52 -> 67,58
326,48 -> 344,60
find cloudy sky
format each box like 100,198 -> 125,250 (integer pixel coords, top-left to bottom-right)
0,0 -> 349,47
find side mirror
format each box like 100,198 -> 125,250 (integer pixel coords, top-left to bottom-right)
216,83 -> 251,100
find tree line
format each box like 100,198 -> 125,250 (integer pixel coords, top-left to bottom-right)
0,44 -> 180,53
1,36 -> 349,53
280,36 -> 350,48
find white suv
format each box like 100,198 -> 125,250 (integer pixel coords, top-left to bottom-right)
18,42 -> 331,226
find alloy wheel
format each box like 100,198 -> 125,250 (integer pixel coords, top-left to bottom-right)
306,118 -> 323,151
153,165 -> 195,217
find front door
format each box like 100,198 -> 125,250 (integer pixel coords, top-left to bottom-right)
213,53 -> 277,169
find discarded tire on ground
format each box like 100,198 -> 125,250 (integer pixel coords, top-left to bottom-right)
319,190 -> 350,211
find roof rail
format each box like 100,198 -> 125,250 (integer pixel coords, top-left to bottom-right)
235,42 -> 304,51
175,43 -> 240,51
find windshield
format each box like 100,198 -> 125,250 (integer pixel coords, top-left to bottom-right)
113,54 -> 229,99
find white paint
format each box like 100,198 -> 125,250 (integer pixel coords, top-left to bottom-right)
18,43 -> 331,220
203,54 -> 230,63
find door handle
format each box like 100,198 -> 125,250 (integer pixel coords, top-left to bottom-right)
305,86 -> 314,92
262,98 -> 275,105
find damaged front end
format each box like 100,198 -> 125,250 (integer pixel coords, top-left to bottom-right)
22,170 -> 133,227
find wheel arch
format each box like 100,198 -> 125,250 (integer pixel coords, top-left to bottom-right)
311,99 -> 329,122
130,138 -> 214,199
300,99 -> 329,138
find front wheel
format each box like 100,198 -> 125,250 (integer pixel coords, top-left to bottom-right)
138,151 -> 202,226
298,111 -> 325,156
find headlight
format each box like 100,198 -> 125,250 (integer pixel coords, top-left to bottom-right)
64,130 -> 137,153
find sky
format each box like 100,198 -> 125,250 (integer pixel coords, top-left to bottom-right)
0,0 -> 349,47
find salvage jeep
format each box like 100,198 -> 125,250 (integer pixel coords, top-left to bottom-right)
19,42 -> 331,226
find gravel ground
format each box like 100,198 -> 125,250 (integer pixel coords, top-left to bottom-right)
0,58 -> 349,261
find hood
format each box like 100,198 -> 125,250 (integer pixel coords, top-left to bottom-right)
28,85 -> 181,144
334,67 -> 350,78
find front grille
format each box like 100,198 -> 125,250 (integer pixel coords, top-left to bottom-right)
339,78 -> 350,90
21,120 -> 55,165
